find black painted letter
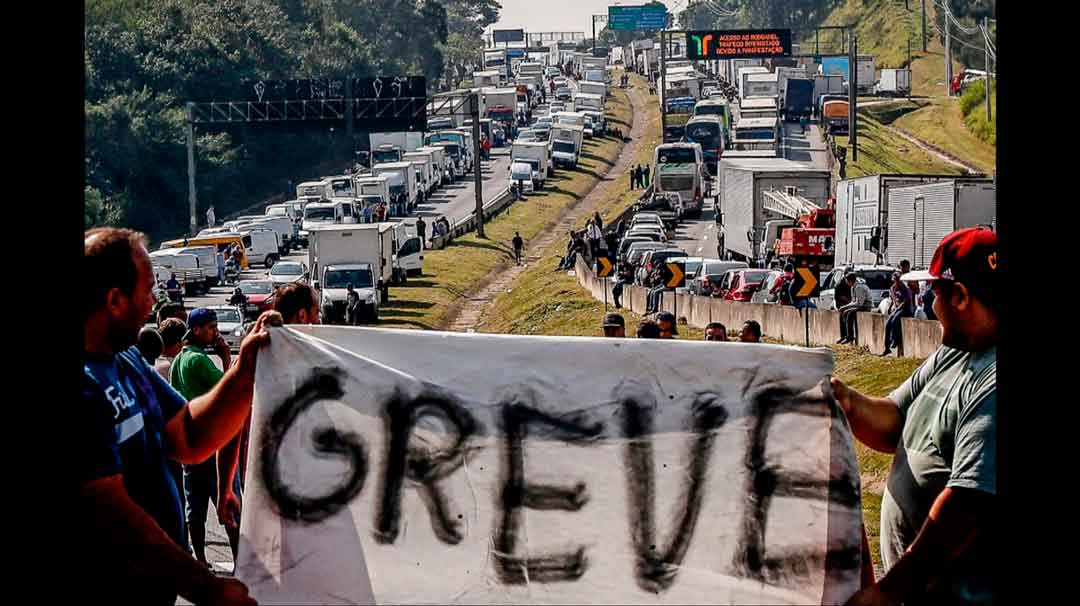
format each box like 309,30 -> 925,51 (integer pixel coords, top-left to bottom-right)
494,399 -> 603,584
260,367 -> 368,523
375,385 -> 478,545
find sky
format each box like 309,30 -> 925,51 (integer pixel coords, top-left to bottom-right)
486,0 -> 683,41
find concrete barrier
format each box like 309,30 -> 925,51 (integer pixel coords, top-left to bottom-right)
573,261 -> 940,358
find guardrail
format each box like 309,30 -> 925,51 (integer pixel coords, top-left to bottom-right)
429,186 -> 513,249
572,255 -> 942,359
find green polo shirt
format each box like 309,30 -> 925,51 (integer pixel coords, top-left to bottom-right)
169,344 -> 224,401
882,345 -> 996,604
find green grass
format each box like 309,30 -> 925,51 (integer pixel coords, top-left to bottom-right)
891,98 -> 996,174
375,75 -> 634,331
846,112 -> 966,178
958,80 -> 997,147
859,99 -> 929,125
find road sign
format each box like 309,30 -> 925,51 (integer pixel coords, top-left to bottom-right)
597,257 -> 614,278
684,29 -> 793,60
792,266 -> 822,298
493,29 -> 525,44
608,5 -> 668,31
665,262 -> 686,289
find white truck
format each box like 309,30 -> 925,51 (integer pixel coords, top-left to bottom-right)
149,250 -> 209,296
473,70 -> 503,87
300,199 -> 359,245
369,132 -> 424,165
233,216 -> 296,255
885,179 -> 995,267
402,151 -> 438,196
417,145 -> 450,185
478,87 -> 518,118
855,54 -> 876,95
578,81 -> 606,99
307,223 -> 394,324
716,157 -> 831,263
550,124 -> 584,169
511,141 -> 550,189
372,162 -> 419,212
584,69 -> 605,83
874,68 -> 912,97
383,220 -> 425,280
296,180 -> 329,206
743,72 -> 779,99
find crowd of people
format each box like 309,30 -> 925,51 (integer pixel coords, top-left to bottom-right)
601,311 -> 762,344
628,163 -> 651,190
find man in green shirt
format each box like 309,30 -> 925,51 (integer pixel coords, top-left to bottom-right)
170,307 -> 237,568
832,228 -> 997,605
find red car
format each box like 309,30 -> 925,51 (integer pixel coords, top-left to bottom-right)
721,269 -> 774,302
237,279 -> 276,318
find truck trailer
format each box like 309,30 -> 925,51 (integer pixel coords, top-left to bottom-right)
307,223 -> 395,324
885,179 -> 996,268
717,157 -> 831,263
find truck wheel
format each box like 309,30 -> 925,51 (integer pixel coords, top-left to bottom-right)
264,254 -> 278,269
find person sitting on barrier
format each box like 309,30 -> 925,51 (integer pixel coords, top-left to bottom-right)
704,322 -> 728,342
837,273 -> 872,345
645,266 -> 666,314
740,320 -> 762,343
883,271 -> 914,357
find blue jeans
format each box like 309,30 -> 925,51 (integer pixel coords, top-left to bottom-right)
885,307 -> 913,350
184,458 -> 243,532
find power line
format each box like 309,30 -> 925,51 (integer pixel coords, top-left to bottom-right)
934,0 -> 980,34
703,0 -> 739,17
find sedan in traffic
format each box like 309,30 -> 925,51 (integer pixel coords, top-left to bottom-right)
205,305 -> 248,352
237,279 -> 276,319
267,261 -> 307,290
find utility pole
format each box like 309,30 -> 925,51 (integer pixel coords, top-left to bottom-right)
471,92 -> 485,238
848,31 -> 858,162
185,103 -> 197,235
984,17 -> 992,122
907,39 -> 913,101
921,0 -> 928,52
945,14 -> 952,97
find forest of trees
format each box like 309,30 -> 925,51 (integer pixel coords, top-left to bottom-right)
85,0 -> 500,242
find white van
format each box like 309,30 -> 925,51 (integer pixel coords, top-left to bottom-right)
237,229 -> 282,269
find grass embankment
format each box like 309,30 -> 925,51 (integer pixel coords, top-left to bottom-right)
574,73 -> 661,231
891,97 -> 996,174
375,73 -> 634,330
846,111 -> 966,178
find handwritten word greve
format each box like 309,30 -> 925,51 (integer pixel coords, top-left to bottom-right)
259,368 -> 860,591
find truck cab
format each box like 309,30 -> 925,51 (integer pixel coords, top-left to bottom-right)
371,162 -> 419,212
307,224 -> 395,324
371,144 -> 404,165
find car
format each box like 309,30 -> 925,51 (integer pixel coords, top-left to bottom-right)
625,226 -> 666,242
688,259 -> 748,296
205,305 -> 248,351
548,102 -> 566,113
636,248 -> 688,286
749,270 -> 784,304
533,117 -> 553,128
817,265 -> 898,310
674,256 -> 705,294
630,211 -> 663,223
636,192 -> 684,229
553,77 -> 568,87
720,269 -> 775,302
556,89 -> 572,101
267,261 -> 308,290
625,241 -> 668,268
236,279 -> 276,318
617,235 -> 653,259
515,130 -> 539,143
629,215 -> 663,229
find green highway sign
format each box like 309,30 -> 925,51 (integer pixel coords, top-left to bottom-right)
608,5 -> 668,31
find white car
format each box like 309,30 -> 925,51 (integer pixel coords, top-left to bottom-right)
749,270 -> 784,304
206,305 -> 247,352
817,265 -> 898,310
509,162 -> 535,193
629,215 -> 663,230
625,226 -> 667,242
267,261 -> 308,290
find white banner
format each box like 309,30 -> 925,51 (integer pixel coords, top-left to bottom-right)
237,327 -> 863,605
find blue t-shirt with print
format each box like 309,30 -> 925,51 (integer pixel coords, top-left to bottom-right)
80,347 -> 189,549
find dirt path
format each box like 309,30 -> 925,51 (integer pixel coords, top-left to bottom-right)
881,121 -> 983,175
445,84 -> 649,332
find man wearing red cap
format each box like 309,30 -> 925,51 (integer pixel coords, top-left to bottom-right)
832,228 -> 997,605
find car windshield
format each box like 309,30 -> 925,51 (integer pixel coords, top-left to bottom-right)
212,308 -> 242,323
685,122 -> 721,149
238,281 -> 272,295
657,147 -> 696,164
860,270 -> 895,290
272,264 -> 303,276
324,268 -> 374,290
305,207 -> 335,221
743,270 -> 772,284
552,141 -> 575,154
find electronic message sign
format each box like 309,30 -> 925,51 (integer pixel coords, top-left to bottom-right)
685,29 -> 793,60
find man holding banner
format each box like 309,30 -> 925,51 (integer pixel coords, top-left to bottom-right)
75,228 -> 279,604
832,228 -> 997,605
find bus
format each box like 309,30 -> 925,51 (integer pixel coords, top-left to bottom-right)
731,117 -> 781,153
683,115 -> 726,176
652,142 -> 707,218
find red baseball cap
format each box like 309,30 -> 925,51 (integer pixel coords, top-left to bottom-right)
900,228 -> 998,289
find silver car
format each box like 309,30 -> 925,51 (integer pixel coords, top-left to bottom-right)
206,305 -> 248,352
267,261 -> 308,290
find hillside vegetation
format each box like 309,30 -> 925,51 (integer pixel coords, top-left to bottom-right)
84,0 -> 500,243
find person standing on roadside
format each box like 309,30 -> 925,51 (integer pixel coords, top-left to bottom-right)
883,271 -> 914,356
417,216 -> 427,249
832,228 -> 997,606
512,231 -> 525,266
170,308 -> 240,568
643,164 -> 650,188
75,227 -> 272,605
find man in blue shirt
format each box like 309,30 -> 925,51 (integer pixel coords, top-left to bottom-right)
74,227 -> 280,605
